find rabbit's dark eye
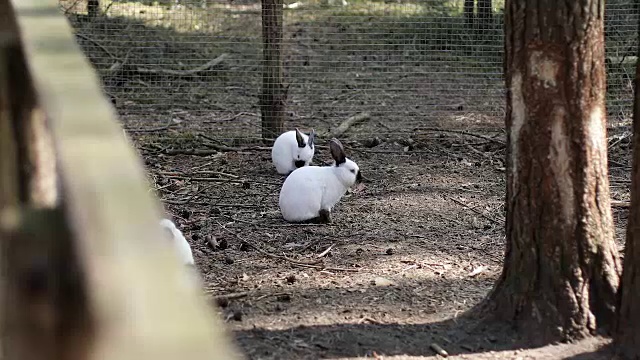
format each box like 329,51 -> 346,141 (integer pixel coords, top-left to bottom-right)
350,169 -> 355,174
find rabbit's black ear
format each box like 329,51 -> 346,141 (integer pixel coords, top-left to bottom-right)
329,138 -> 346,165
295,128 -> 305,148
308,129 -> 316,148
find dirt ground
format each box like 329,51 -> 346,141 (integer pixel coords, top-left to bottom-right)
123,110 -> 632,360
60,1 -> 636,358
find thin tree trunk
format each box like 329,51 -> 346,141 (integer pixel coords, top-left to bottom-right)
486,0 -> 620,344
464,0 -> 474,28
614,14 -> 640,358
260,0 -> 286,143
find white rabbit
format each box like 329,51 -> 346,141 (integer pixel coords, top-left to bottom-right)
160,218 -> 195,266
271,128 -> 316,175
160,218 -> 203,290
279,138 -> 362,223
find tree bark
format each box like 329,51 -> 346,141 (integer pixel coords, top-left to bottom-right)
486,0 -> 620,345
464,0 -> 474,28
614,13 -> 640,358
260,0 -> 286,142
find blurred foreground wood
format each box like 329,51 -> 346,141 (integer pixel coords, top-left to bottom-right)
0,0 -> 241,359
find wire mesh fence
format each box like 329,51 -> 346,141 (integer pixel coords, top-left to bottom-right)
59,0 -> 638,143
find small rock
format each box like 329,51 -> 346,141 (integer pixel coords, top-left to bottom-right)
218,238 -> 228,250
224,256 -> 234,265
242,181 -> 251,189
385,248 -> 394,255
286,275 -> 296,284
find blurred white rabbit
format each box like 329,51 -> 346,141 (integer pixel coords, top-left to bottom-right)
160,218 -> 202,289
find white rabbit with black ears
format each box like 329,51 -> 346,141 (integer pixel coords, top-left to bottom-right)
271,128 -> 317,175
279,138 -> 362,223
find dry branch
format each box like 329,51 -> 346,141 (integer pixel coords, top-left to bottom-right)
448,196 -> 502,225
136,54 -> 228,76
164,149 -> 220,156
75,33 -> 116,59
415,127 -> 506,145
165,175 -> 280,186
329,112 -> 371,138
612,200 -> 631,208
221,228 -> 323,266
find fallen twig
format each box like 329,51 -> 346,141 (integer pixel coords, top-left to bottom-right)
164,149 -> 220,156
430,342 -> 449,357
165,175 -> 280,186
293,263 -> 361,272
329,112 -> 371,138
255,292 -> 292,301
612,200 -> 630,208
358,316 -> 383,324
160,184 -> 214,205
193,170 -> 240,178
204,112 -> 259,123
448,196 -> 502,225
415,127 -> 506,145
316,244 -> 336,258
210,291 -> 250,301
136,53 -> 229,77
75,33 -> 116,59
198,135 -> 271,152
609,131 -> 632,149
221,228 -> 323,266
127,118 -> 173,133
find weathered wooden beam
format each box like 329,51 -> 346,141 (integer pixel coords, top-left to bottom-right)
1,207 -> 92,360
5,0 -> 241,358
0,0 -> 20,209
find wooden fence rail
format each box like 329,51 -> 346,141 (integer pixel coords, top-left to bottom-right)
0,0 -> 241,359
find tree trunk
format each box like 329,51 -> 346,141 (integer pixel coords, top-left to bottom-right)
260,0 -> 286,143
476,0 -> 492,30
486,0 -> 620,345
463,0 -> 474,28
614,15 -> 640,358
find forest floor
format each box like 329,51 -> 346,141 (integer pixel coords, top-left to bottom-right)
61,0 -> 634,358
126,110 -> 632,360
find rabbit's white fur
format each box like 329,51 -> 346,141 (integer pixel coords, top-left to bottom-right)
160,218 -> 195,265
271,128 -> 316,175
159,218 -> 203,290
279,139 -> 360,222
